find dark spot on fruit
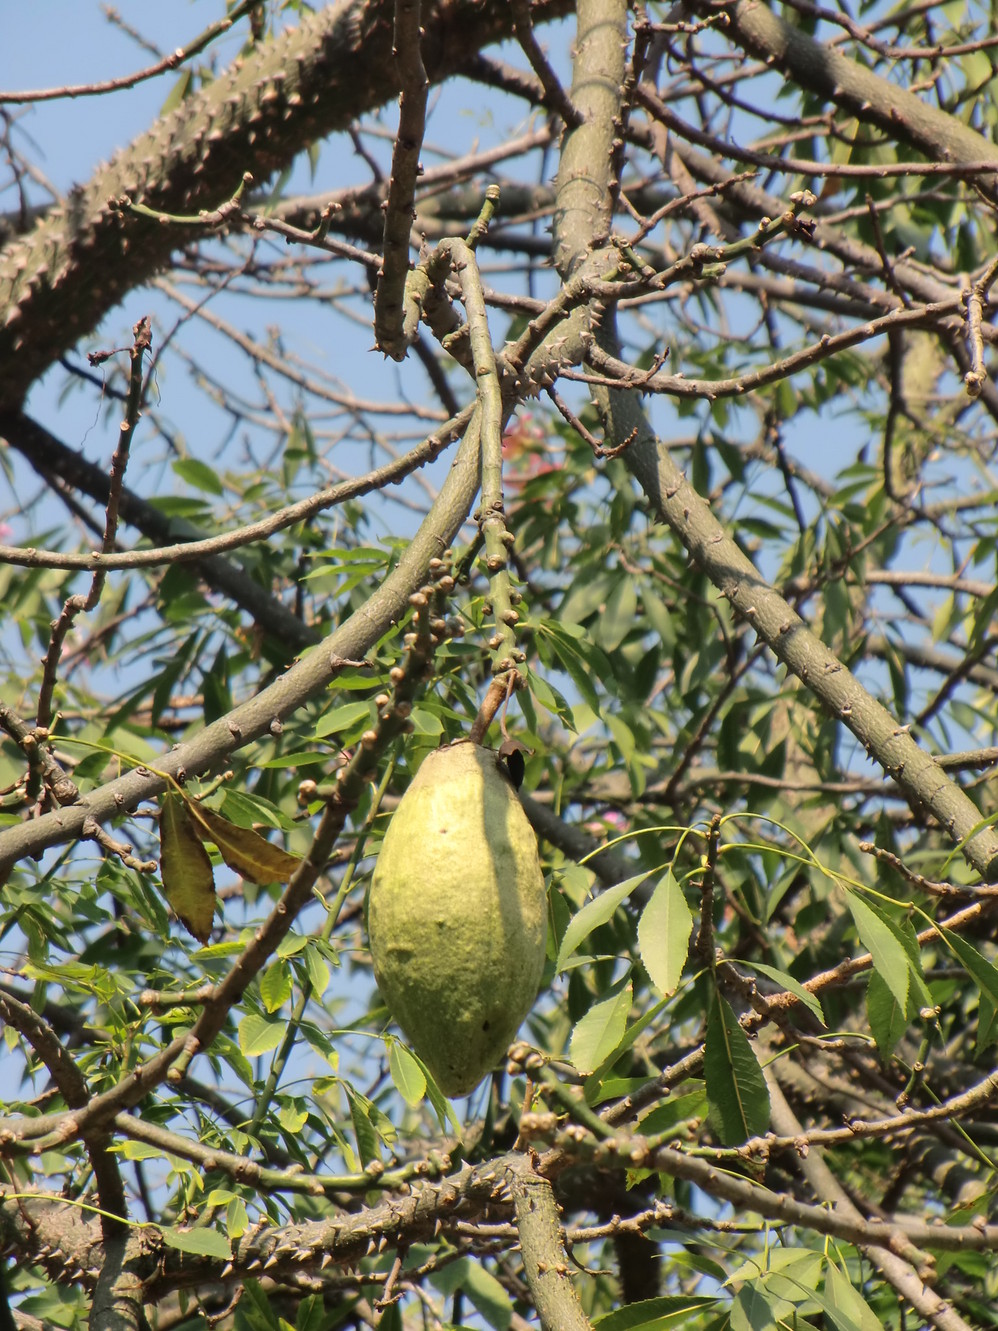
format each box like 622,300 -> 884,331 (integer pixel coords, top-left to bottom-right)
497,739 -> 529,790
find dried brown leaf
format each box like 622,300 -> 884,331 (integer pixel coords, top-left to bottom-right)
160,794 -> 216,943
183,800 -> 301,886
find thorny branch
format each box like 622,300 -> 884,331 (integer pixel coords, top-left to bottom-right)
6,0 -> 998,1326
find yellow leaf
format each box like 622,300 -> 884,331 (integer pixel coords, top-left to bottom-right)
183,800 -> 301,886
160,795 -> 216,943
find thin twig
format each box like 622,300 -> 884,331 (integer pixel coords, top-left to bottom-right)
35,317 -> 152,732
0,0 -> 261,104
374,0 -> 429,359
0,407 -> 473,572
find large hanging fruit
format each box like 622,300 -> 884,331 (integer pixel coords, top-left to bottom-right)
368,741 -> 547,1097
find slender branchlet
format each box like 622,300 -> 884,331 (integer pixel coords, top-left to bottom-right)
296,556 -> 461,810
406,186 -> 504,376
962,252 -> 998,396
435,236 -> 525,704
35,315 -> 152,733
695,813 -> 722,972
374,0 -> 429,360
0,702 -> 78,811
111,173 -> 253,227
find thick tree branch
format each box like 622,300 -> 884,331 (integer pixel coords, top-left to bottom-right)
0,992 -> 127,1240
90,1234 -> 146,1331
0,411 -> 482,876
373,0 -> 429,359
595,354 -> 998,877
763,1069 -> 975,1331
0,409 -> 320,653
0,0 -> 572,409
551,0 -> 626,276
0,406 -> 472,572
510,1163 -> 593,1331
688,0 -> 998,194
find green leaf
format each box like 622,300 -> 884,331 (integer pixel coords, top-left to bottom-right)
400,1048 -> 462,1130
557,872 -> 654,971
704,992 -> 770,1145
637,870 -> 693,995
304,944 -> 331,998
203,1187 -> 237,1209
225,1196 -> 249,1240
430,1258 -> 512,1330
295,1295 -> 327,1331
258,750 -> 329,768
277,1102 -> 308,1134
238,1013 -> 286,1057
638,1089 -> 709,1135
461,1261 -> 513,1331
867,968 -> 908,1059
594,574 -> 638,652
978,990 -> 998,1055
239,1278 -> 284,1329
219,787 -> 296,831
259,959 -> 292,1013
118,1141 -> 162,1162
937,924 -> 998,1006
584,994 -> 670,1101
607,711 -> 637,769
374,1305 -> 402,1331
570,982 -> 632,1074
348,1089 -> 382,1166
731,1284 -> 786,1331
173,456 -> 224,495
821,1263 -> 882,1331
189,940 -> 245,960
592,1296 -> 720,1331
729,1246 -> 824,1302
409,705 -> 444,736
537,621 -> 603,715
160,1225 -> 231,1258
313,700 -> 372,739
845,891 -> 909,1011
886,910 -> 933,1012
525,669 -> 577,729
389,1040 -> 427,1107
159,67 -> 193,115
737,960 -> 825,1025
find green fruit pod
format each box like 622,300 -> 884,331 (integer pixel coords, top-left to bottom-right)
369,740 -> 546,1097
